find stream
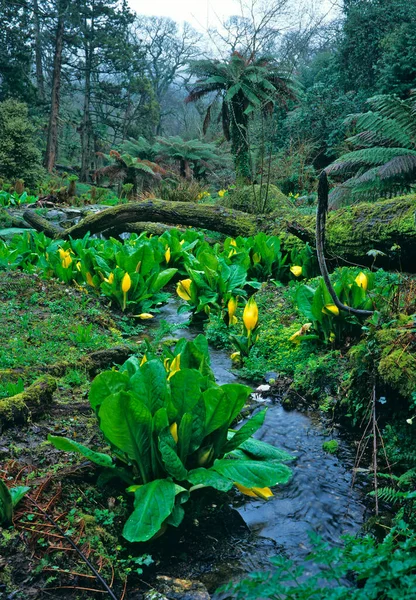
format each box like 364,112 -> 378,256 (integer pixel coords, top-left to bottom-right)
146,298 -> 369,591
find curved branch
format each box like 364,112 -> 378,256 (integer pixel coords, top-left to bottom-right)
316,171 -> 374,317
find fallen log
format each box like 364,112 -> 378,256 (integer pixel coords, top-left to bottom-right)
24,199 -> 257,239
0,375 -> 57,429
22,195 -> 416,271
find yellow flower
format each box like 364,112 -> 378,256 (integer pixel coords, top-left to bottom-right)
322,304 -> 340,316
177,279 -> 192,301
228,297 -> 238,326
197,446 -> 214,466
165,247 -> 171,264
121,272 -> 131,293
180,239 -> 185,246
140,354 -> 148,366
104,272 -> 114,284
290,323 -> 312,343
58,248 -> 67,260
218,189 -> 227,198
329,332 -> 336,343
230,351 -> 241,362
86,272 -> 95,287
61,254 -> 72,269
252,252 -> 261,264
234,483 -> 274,500
228,247 -> 237,258
230,239 -> 237,247
243,297 -> 259,333
355,272 -> 368,291
170,422 -> 178,443
136,313 -> 154,319
76,261 -> 82,272
290,265 -> 302,277
167,354 -> 181,380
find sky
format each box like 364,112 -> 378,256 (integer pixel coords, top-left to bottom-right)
128,0 -> 339,31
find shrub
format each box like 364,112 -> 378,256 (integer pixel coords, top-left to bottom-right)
0,99 -> 43,188
221,184 -> 290,214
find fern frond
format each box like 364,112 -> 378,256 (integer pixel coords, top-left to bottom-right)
378,154 -> 416,179
346,112 -> 413,149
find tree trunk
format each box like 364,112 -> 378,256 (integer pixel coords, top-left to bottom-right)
44,0 -> 65,172
33,0 -> 45,102
230,96 -> 251,184
80,10 -> 94,182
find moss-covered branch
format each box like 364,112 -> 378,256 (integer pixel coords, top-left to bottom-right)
0,375 -> 57,429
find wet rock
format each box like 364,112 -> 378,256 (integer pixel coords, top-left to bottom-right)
46,209 -> 66,221
156,576 -> 210,600
256,384 -> 270,393
264,371 -> 279,384
145,590 -> 168,600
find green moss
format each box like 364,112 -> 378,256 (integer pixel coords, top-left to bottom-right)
322,440 -> 339,454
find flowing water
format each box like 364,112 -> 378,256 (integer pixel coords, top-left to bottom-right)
149,299 -> 369,589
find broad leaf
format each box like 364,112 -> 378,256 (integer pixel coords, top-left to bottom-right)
187,468 -> 234,492
123,479 -> 176,542
237,437 -> 295,462
89,371 -> 129,411
223,409 -> 267,453
10,486 -> 30,508
212,458 -> 292,488
48,435 -> 114,468
0,479 -> 13,525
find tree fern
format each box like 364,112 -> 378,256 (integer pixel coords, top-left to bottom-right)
327,92 -> 416,206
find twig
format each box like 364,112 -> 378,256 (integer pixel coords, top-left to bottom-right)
372,384 -> 379,515
26,496 -> 119,600
316,171 -> 373,317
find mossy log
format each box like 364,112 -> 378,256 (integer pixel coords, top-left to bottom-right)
283,195 -> 416,271
43,346 -> 133,377
0,375 -> 57,429
23,199 -> 257,239
22,195 -> 416,271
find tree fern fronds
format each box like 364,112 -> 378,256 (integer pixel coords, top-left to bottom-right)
378,154 -> 416,179
328,148 -> 415,174
347,113 -> 413,148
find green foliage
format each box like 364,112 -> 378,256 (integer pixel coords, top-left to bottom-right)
0,190 -> 38,207
48,336 -> 293,542
0,100 -> 44,188
0,480 -> 30,526
218,520 -> 416,599
322,440 -> 339,454
327,92 -> 416,206
295,269 -> 377,344
222,184 -> 289,214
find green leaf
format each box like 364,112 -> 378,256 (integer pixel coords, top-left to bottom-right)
0,479 -> 13,525
212,458 -> 292,488
237,437 -> 295,462
178,412 -> 193,463
129,359 -> 169,414
48,435 -> 114,468
165,504 -> 185,528
151,268 -> 178,292
99,391 -> 152,482
170,369 -> 204,418
89,371 -> 129,411
10,486 -> 30,508
296,285 -> 315,321
187,468 -> 234,492
223,409 -> 267,453
158,431 -> 188,481
123,479 -> 176,542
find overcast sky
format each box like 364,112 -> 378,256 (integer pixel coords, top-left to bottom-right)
128,0 -> 339,31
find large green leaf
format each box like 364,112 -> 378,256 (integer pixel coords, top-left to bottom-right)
99,391 -> 152,482
158,431 -> 188,481
0,479 -> 13,525
151,268 -> 178,292
10,486 -> 30,508
212,458 -> 292,488
48,435 -> 114,468
178,412 -> 193,463
204,383 -> 251,436
223,409 -> 267,453
187,468 -> 234,492
237,437 -> 294,462
129,359 -> 169,414
123,479 -> 176,542
89,371 -> 129,411
295,286 -> 315,321
170,369 -> 203,418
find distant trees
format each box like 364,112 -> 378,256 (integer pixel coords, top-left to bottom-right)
186,53 -> 296,182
